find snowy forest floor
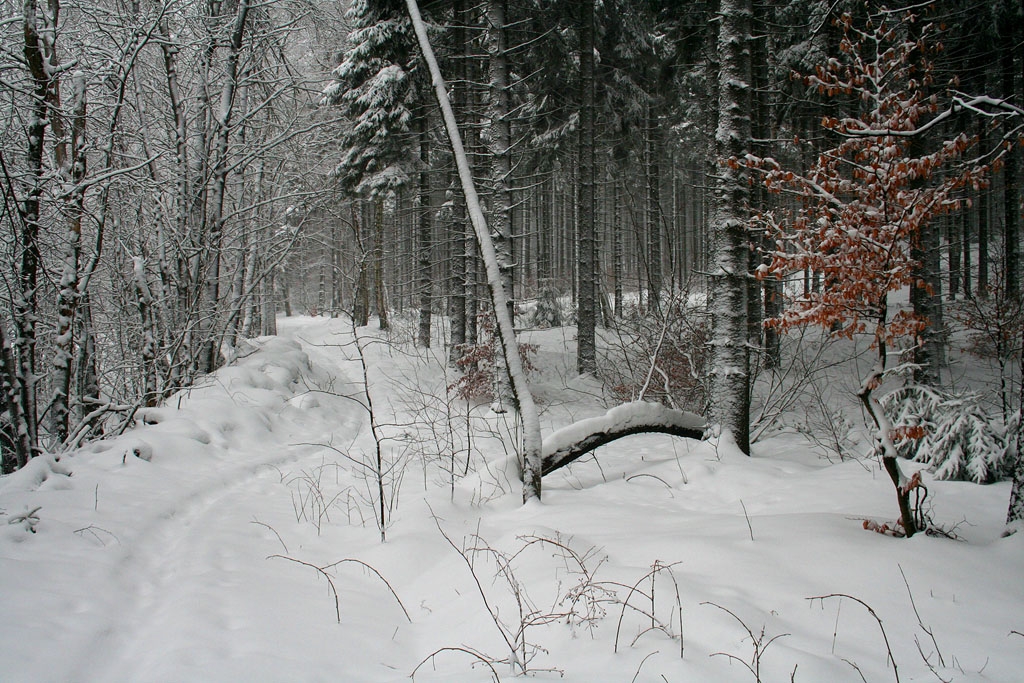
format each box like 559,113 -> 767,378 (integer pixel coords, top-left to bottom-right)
1,314 -> 1022,682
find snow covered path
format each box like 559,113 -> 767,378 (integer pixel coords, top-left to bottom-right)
2,316 -> 1024,682
0,321 -> 407,681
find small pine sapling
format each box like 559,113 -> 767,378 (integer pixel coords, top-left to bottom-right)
881,385 -> 1012,483
743,11 -> 988,537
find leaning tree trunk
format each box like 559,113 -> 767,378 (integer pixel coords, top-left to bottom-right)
406,0 -> 544,501
859,309 -> 920,538
542,402 -> 705,476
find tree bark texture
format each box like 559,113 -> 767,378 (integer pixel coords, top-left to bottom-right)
646,104 -> 662,315
485,0 -> 517,406
201,0 -> 250,373
416,115 -> 433,347
707,0 -> 752,454
577,0 -> 597,374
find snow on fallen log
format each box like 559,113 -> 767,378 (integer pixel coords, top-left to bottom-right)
541,401 -> 706,476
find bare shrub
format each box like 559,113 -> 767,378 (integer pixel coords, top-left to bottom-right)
449,312 -> 537,403
602,293 -> 710,412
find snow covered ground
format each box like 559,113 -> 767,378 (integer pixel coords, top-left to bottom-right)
1,315 -> 1022,682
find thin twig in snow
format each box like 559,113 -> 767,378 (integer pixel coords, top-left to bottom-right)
808,593 -> 899,683
250,519 -> 288,553
410,646 -> 501,682
740,499 -> 754,541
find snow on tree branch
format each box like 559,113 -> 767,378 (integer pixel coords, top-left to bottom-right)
542,402 -> 705,476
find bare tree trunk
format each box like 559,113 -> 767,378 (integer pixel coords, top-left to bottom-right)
1001,2 -> 1020,300
374,196 -> 389,330
15,0 -> 62,458
911,211 -> 946,385
707,0 -> 752,454
978,118 -> 991,295
962,201 -> 972,296
948,213 -> 961,300
613,174 -> 624,318
859,310 -> 919,538
465,79 -> 483,348
485,0 -> 517,405
352,203 -> 370,327
466,230 -> 479,345
132,258 -> 160,406
0,317 -> 32,471
646,104 -> 662,315
156,11 -> 195,352
749,0 -> 773,366
448,174 -> 467,360
1007,334 -> 1024,528
241,162 -> 264,337
51,71 -> 87,445
907,20 -> 945,386
74,294 -> 100,424
201,0 -> 250,372
317,239 -> 327,315
262,269 -> 277,336
1002,0 -> 1023,530
417,113 -> 432,348
576,0 -> 597,374
331,215 -> 343,317
447,0 -> 469,364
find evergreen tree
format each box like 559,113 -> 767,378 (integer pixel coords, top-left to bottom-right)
323,0 -> 423,328
324,0 -> 418,199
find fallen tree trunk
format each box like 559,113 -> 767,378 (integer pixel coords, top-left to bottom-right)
542,401 -> 706,476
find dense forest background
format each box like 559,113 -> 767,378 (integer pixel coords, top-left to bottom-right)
2,0 -> 1022,515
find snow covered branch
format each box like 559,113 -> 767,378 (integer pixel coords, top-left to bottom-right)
839,94 -> 1024,139
541,402 -> 705,476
